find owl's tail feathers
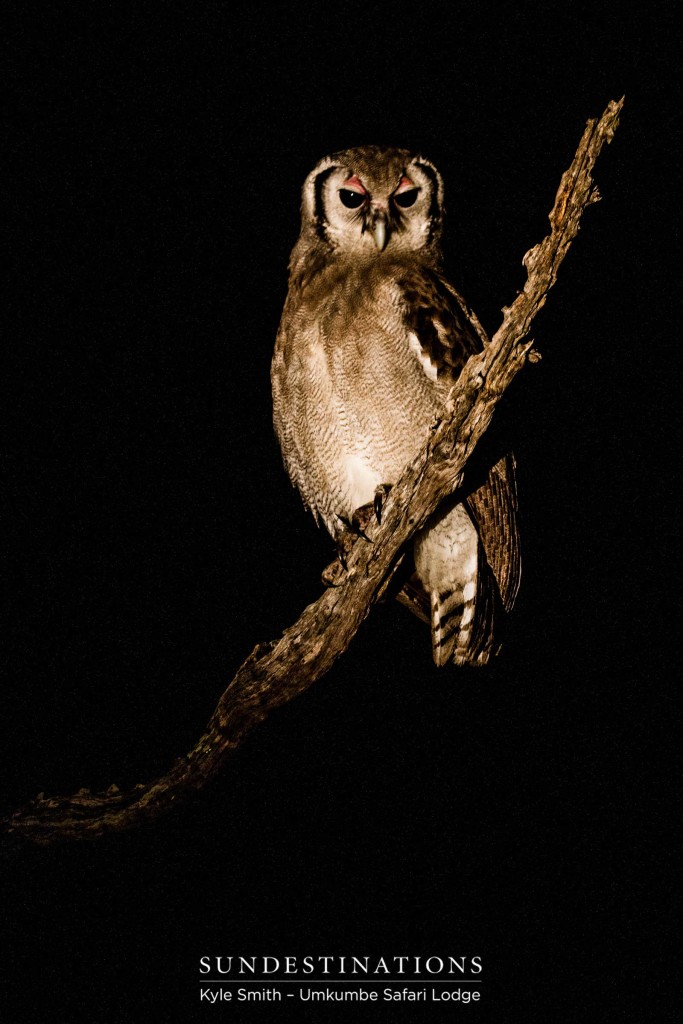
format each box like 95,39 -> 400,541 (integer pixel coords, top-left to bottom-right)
430,590 -> 474,667
429,567 -> 497,668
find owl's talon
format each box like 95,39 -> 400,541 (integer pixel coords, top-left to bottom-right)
338,514 -> 363,537
340,505 -> 374,540
321,532 -> 355,586
350,505 -> 374,539
373,483 -> 392,524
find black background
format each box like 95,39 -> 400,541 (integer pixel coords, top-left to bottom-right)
3,4 -> 676,1021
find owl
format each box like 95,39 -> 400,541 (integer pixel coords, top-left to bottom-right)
271,146 -> 520,666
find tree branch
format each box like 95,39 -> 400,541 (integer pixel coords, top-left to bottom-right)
3,98 -> 623,845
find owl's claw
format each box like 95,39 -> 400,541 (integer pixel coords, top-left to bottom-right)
323,489 -> 393,587
339,510 -> 371,541
321,532 -> 354,587
373,483 -> 392,524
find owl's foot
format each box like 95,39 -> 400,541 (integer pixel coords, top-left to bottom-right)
321,530 -> 356,587
321,488 -> 392,587
373,483 -> 392,524
338,508 -> 372,541
340,483 -> 393,536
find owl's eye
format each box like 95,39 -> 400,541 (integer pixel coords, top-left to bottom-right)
339,189 -> 366,209
394,188 -> 419,209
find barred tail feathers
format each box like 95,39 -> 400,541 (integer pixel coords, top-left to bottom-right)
430,586 -> 474,667
415,501 -> 495,667
430,565 -> 497,667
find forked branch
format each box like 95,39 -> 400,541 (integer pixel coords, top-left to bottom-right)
3,98 -> 623,845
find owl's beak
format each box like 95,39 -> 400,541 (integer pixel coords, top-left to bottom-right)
371,211 -> 388,252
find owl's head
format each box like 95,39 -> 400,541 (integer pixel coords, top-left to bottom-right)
299,145 -> 445,258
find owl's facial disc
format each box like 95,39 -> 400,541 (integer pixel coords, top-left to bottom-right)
312,153 -> 442,255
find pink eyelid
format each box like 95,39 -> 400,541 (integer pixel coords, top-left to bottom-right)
341,175 -> 368,194
395,175 -> 416,194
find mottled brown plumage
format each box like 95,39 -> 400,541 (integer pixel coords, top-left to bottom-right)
271,146 -> 520,665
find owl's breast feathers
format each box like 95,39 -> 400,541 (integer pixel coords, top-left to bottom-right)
271,255 -> 520,655
272,258 -> 451,526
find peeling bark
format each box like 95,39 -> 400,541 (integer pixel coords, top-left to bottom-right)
2,98 -> 623,845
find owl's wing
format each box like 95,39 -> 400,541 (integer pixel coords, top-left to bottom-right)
399,266 -> 521,613
398,266 -> 486,377
465,452 -> 521,612
271,318 -> 320,521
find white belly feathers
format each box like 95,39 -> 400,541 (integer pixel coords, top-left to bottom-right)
301,324 -> 437,521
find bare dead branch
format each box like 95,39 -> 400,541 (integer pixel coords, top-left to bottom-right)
3,98 -> 624,845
